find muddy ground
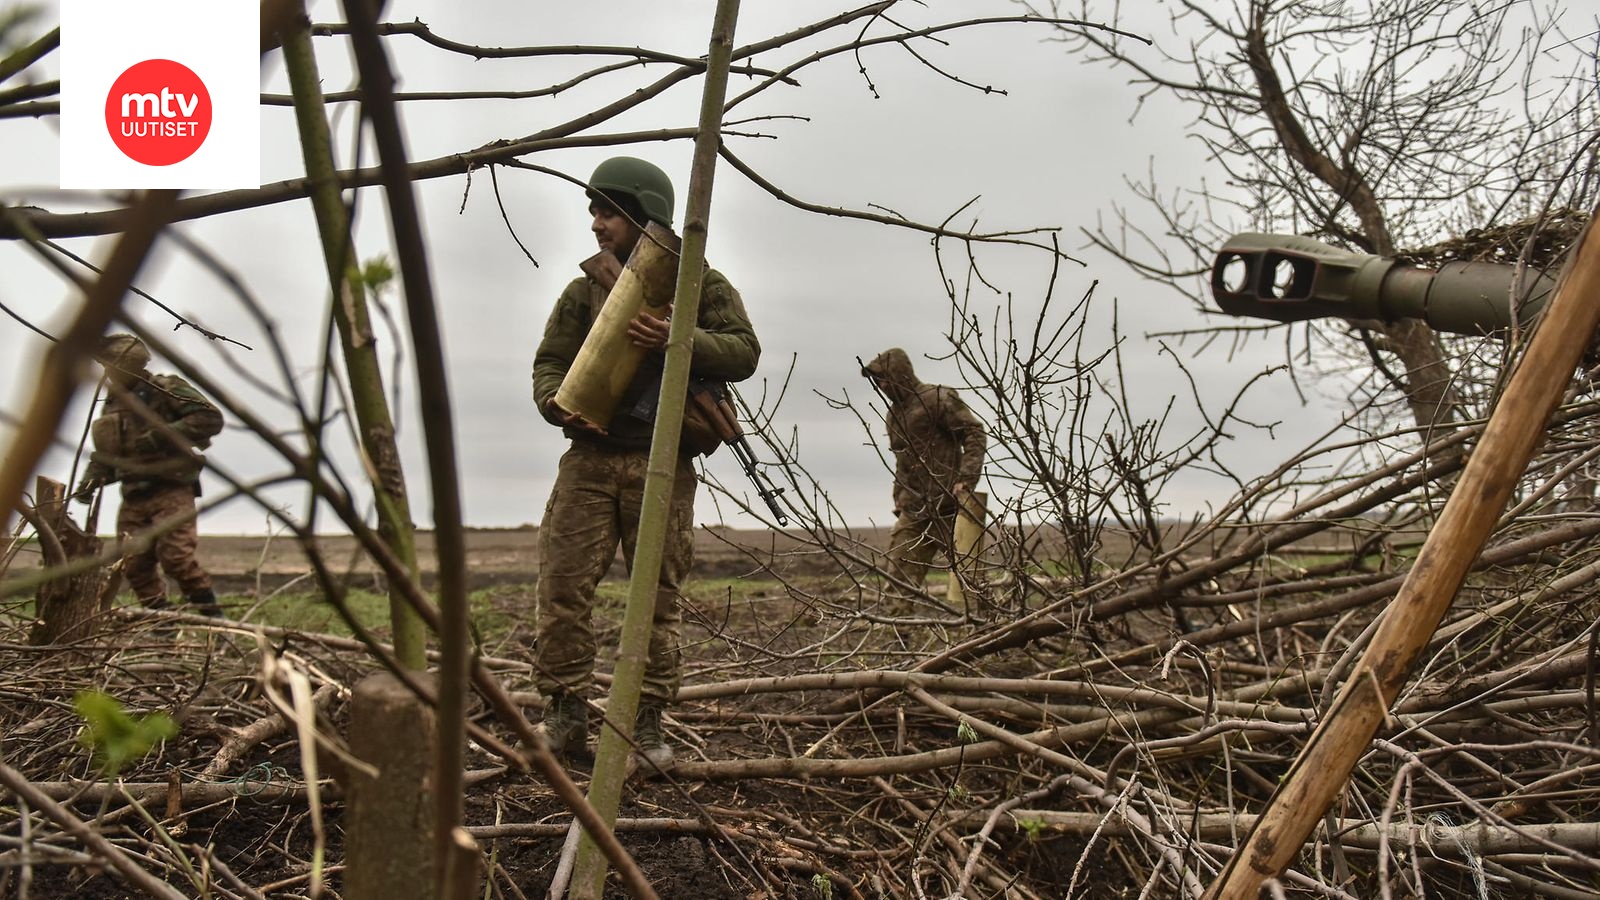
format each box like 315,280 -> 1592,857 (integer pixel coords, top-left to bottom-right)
8,522 -> 1380,898
16,525 -> 1113,899
200,525 -> 887,595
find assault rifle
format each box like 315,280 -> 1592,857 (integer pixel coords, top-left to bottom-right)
687,383 -> 790,526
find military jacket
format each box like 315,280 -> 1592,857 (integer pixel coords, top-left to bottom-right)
532,265 -> 759,450
84,372 -> 223,497
864,348 -> 987,517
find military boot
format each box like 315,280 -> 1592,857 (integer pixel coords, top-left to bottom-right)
633,702 -> 674,771
540,692 -> 589,759
184,587 -> 224,618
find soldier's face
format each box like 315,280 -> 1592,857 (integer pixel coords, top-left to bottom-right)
590,203 -> 642,261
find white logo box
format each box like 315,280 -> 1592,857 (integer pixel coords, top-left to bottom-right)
60,0 -> 259,189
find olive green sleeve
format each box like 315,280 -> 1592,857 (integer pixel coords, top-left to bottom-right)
154,375 -> 223,446
688,270 -> 760,383
532,278 -> 592,423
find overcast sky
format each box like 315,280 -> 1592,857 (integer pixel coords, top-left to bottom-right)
0,1 -> 1347,534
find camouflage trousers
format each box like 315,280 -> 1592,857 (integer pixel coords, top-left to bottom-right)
887,509 -> 957,593
118,482 -> 211,605
534,442 -> 697,704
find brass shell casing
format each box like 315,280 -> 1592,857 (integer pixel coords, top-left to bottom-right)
553,222 -> 683,429
948,490 -> 988,611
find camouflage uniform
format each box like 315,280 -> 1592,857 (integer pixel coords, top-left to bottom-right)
79,370 -> 224,608
862,348 -> 987,591
531,260 -> 759,703
118,482 -> 210,601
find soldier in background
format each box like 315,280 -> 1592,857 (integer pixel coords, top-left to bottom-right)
530,157 -> 761,768
73,333 -> 225,617
862,348 -> 987,599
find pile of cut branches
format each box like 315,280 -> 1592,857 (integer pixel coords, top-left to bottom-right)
6,423 -> 1600,898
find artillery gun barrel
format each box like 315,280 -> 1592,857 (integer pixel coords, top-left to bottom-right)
1210,233 -> 1558,335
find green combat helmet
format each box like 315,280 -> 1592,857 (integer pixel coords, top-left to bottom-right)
587,156 -> 674,228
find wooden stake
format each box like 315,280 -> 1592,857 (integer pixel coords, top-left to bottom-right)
344,672 -> 438,900
27,476 -> 105,646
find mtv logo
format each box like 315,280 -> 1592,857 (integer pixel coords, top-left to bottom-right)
60,0 -> 259,189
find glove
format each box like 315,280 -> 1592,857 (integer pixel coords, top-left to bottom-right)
72,478 -> 101,504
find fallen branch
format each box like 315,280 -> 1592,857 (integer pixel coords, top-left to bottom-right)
0,762 -> 187,899
201,681 -> 340,778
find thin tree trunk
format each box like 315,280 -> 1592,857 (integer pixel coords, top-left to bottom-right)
1382,318 -> 1461,433
26,476 -> 103,646
278,3 -> 426,669
568,2 -> 742,897
1243,11 -> 1460,431
340,1 -> 472,890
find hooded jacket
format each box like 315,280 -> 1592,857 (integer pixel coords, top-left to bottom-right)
863,348 -> 986,517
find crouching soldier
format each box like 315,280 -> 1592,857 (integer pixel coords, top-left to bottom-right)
74,333 -> 225,616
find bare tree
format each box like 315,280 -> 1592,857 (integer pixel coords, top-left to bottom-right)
1033,0 -> 1599,433
9,2 -> 1600,896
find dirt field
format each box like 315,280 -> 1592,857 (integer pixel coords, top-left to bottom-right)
5,521 -> 1428,897
197,526 -> 890,595
10,524 -> 1057,899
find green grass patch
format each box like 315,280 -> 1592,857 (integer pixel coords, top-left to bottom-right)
1265,543 -> 1420,574
236,587 -> 391,637
233,585 -> 530,645
77,574 -> 782,648
226,579 -> 769,637
588,576 -> 769,613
